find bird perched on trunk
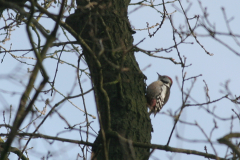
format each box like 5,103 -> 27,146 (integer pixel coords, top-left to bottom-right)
146,73 -> 172,116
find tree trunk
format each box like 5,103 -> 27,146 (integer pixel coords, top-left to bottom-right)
66,0 -> 151,159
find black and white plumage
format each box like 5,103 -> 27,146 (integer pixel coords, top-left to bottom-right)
146,73 -> 172,116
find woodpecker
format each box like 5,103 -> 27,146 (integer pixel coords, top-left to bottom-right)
146,73 -> 172,116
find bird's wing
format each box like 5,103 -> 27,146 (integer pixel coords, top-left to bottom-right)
154,85 -> 168,116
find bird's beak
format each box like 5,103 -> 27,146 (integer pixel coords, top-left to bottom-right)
157,72 -> 161,77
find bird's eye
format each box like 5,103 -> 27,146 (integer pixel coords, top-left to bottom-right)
162,79 -> 169,84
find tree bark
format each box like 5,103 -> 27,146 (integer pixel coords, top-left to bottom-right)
66,0 -> 152,159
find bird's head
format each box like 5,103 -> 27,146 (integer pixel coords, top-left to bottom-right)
157,73 -> 173,87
